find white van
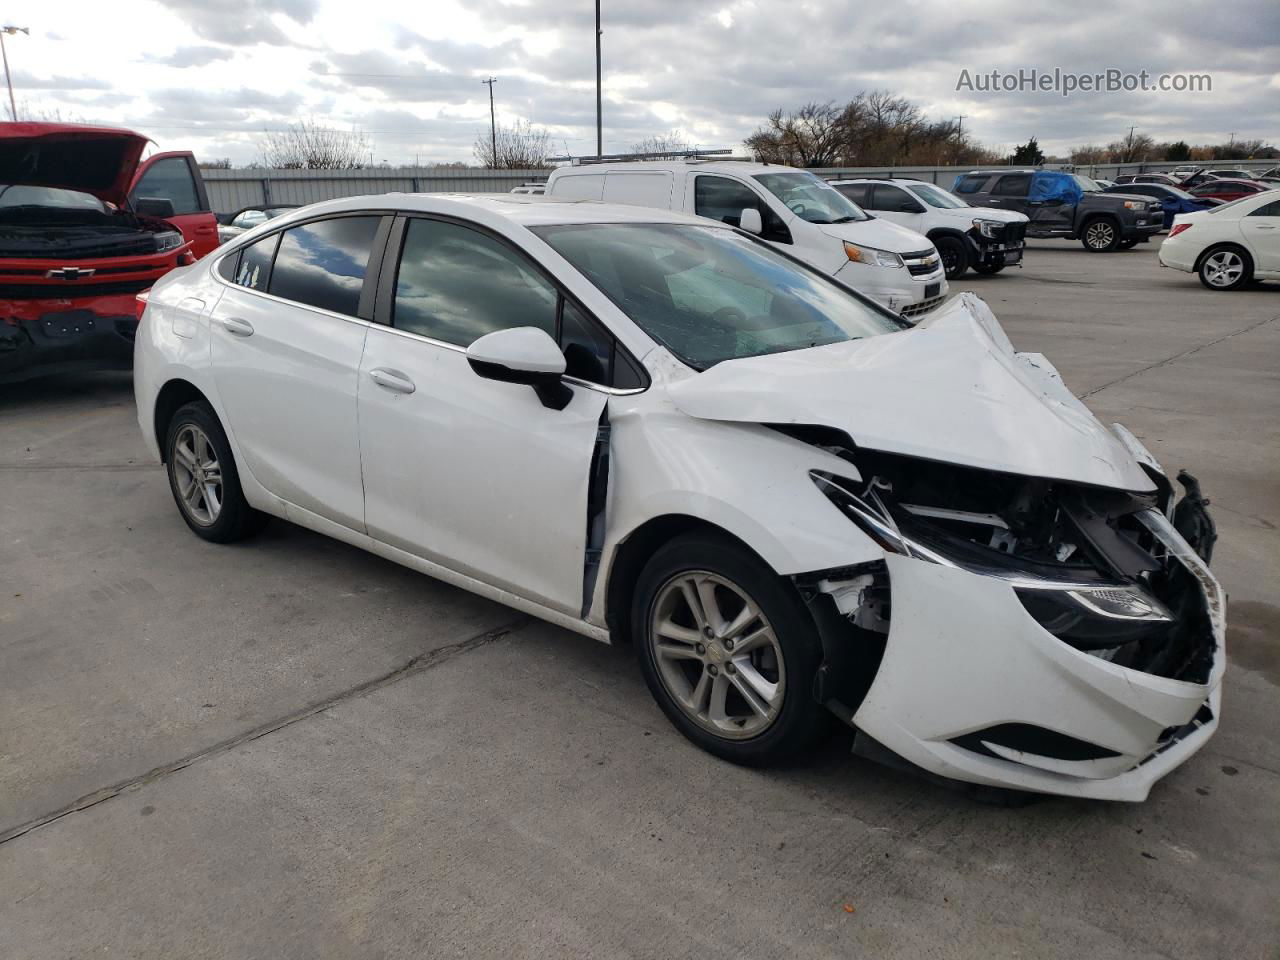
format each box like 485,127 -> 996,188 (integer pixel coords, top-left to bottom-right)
545,160 -> 948,317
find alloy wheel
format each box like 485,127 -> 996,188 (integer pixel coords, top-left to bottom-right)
1085,221 -> 1116,249
648,570 -> 786,739
1202,250 -> 1244,288
171,424 -> 223,525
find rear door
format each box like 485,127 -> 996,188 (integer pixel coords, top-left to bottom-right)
987,173 -> 1033,217
210,213 -> 389,531
130,152 -> 220,258
357,215 -> 612,615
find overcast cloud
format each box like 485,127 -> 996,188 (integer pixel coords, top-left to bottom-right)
5,0 -> 1278,165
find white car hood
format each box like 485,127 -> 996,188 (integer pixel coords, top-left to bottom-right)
945,206 -> 1028,224
666,294 -> 1155,492
817,216 -> 934,253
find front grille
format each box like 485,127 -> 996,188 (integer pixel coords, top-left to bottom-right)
902,249 -> 941,277
901,295 -> 946,319
1000,221 -> 1026,243
0,279 -> 155,298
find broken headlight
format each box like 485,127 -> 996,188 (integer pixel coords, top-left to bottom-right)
811,470 -> 1176,649
154,231 -> 185,253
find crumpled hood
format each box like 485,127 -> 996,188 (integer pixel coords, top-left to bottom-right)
948,206 -> 1027,224
817,216 -> 934,253
667,293 -> 1155,492
0,123 -> 150,205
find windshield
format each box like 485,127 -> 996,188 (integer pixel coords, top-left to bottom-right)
0,185 -> 106,212
753,172 -> 870,224
911,183 -> 970,209
533,222 -> 906,370
1073,175 -> 1102,193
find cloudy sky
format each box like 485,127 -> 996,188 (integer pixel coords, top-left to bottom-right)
6,0 -> 1279,165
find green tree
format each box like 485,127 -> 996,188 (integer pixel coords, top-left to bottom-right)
1009,137 -> 1045,165
1164,140 -> 1191,162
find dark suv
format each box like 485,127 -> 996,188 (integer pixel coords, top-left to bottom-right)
954,170 -> 1164,252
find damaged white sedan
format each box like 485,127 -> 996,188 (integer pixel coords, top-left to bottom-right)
134,194 -> 1224,802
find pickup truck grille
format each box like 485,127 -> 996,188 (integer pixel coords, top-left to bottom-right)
998,221 -> 1026,244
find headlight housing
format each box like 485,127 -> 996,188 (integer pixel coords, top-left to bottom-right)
154,231 -> 185,252
844,241 -> 904,268
971,218 -> 1003,239
1122,200 -> 1152,212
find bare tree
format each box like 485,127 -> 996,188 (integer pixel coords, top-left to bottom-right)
260,120 -> 370,169
1069,143 -> 1109,165
629,130 -> 691,158
473,119 -> 552,169
1107,130 -> 1156,164
745,102 -> 846,167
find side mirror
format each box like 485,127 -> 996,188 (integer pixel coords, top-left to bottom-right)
905,201 -> 927,214
738,208 -> 763,235
134,197 -> 176,219
466,326 -> 572,410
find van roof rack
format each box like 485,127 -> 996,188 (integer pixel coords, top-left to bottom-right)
547,148 -> 738,166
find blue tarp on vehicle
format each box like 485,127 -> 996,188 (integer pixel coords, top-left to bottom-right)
1028,171 -> 1083,205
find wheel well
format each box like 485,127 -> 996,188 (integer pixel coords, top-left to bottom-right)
603,514 -> 764,644
1194,242 -> 1253,272
153,379 -> 210,462
926,228 -> 968,244
1081,213 -> 1118,228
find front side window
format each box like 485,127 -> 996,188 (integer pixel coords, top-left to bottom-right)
393,218 -> 557,346
872,185 -> 922,213
268,216 -> 381,317
534,222 -> 906,371
753,171 -> 870,224
694,175 -> 764,227
1072,175 -> 1102,193
233,233 -> 279,291
1248,199 -> 1280,217
910,183 -> 969,209
131,157 -> 203,215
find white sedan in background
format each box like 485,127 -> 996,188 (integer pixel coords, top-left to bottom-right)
134,193 -> 1224,801
1159,189 -> 1280,289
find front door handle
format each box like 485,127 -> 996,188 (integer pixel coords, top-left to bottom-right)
1255,224 -> 1276,230
369,368 -> 416,394
220,316 -> 254,337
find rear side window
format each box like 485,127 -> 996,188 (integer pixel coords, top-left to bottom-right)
954,175 -> 989,194
233,233 -> 279,291
834,183 -> 870,206
552,174 -> 605,200
131,157 -> 204,215
602,172 -> 673,207
393,218 -> 558,346
992,174 -> 1032,197
268,216 -> 381,317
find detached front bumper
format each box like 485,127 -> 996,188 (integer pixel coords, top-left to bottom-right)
0,294 -> 139,384
849,512 -> 1224,802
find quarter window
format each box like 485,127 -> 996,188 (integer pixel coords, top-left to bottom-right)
131,157 -> 203,215
1249,199 -> 1280,217
233,233 -> 279,291
268,216 -> 381,317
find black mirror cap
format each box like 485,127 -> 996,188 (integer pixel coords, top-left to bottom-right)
135,196 -> 176,219
467,357 -> 572,410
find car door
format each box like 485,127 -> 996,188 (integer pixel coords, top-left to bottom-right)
1240,198 -> 1280,272
130,152 -> 220,258
869,183 -> 926,233
357,215 -> 613,615
210,213 -> 389,532
691,174 -> 793,247
986,173 -> 1033,218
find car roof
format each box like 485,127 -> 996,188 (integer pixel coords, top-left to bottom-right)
256,192 -> 722,230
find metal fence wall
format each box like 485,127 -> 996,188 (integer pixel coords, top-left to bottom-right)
202,159 -> 1277,212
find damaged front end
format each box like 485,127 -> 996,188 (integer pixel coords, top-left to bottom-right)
796,438 -> 1225,801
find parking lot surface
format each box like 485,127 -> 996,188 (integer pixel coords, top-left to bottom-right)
2,238 -> 1278,959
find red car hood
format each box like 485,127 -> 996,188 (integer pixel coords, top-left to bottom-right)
0,123 -> 150,206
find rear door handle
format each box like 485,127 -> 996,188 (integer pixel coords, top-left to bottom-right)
369,368 -> 416,394
220,316 -> 254,337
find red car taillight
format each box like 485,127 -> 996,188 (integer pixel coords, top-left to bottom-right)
135,289 -> 150,322
1169,223 -> 1192,238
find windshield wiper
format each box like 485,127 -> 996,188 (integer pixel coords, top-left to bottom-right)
829,215 -> 863,223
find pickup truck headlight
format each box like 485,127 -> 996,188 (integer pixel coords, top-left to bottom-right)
154,231 -> 185,252
1122,200 -> 1151,212
843,241 -> 904,268
971,219 -> 1003,239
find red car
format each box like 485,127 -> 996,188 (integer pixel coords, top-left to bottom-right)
0,123 -> 219,383
1187,178 -> 1271,203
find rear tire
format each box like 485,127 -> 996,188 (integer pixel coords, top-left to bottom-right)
632,532 -> 828,767
1197,246 -> 1253,291
1080,217 -> 1121,252
935,236 -> 969,279
164,401 -> 268,543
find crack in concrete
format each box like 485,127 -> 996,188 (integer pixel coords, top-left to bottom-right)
0,462 -> 153,472
0,618 -> 527,847
1078,314 -> 1278,400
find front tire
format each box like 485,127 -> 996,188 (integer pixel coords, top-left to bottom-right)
1081,217 -> 1121,252
935,236 -> 969,279
1197,246 -> 1253,291
632,532 -> 827,766
165,401 -> 268,543
971,260 -> 1006,275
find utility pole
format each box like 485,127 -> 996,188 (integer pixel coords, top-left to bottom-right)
482,77 -> 498,168
955,115 -> 967,138
595,0 -> 603,160
0,26 -> 29,122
